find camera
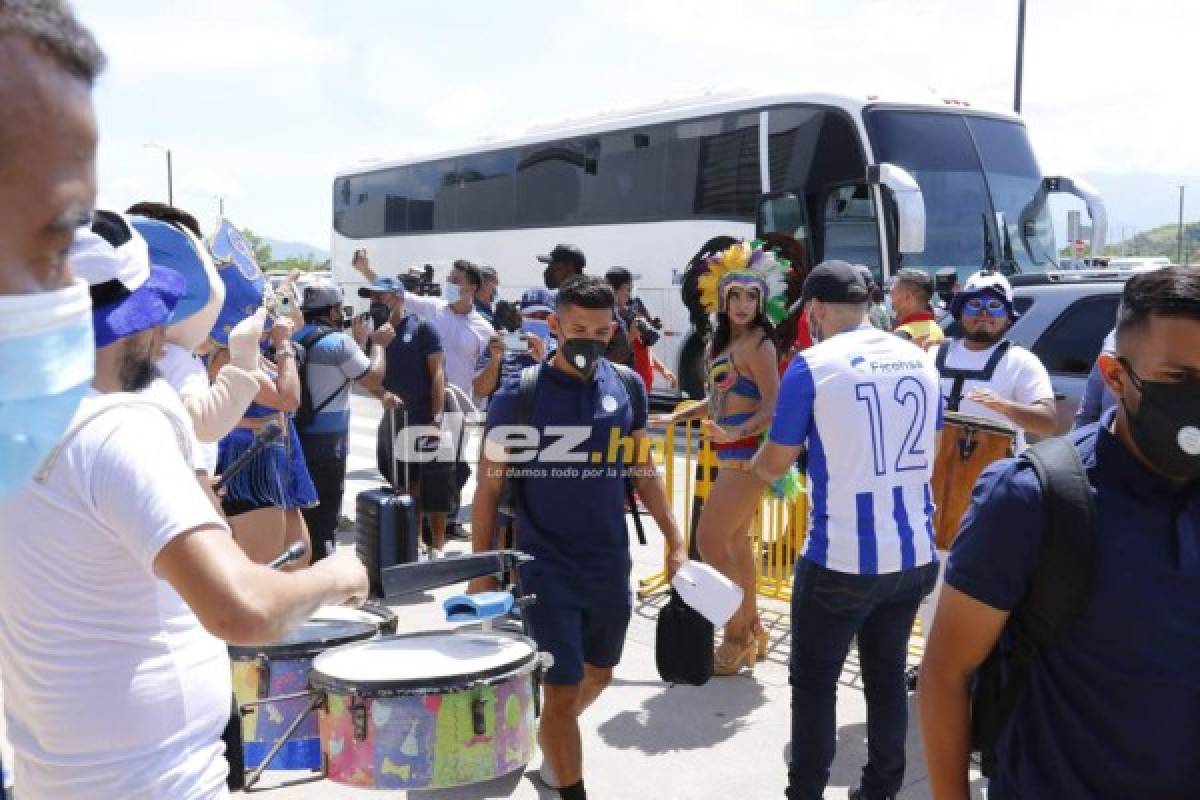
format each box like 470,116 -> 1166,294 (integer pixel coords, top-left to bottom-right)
629,297 -> 662,347
400,264 -> 441,297
268,291 -> 292,319
632,316 -> 661,347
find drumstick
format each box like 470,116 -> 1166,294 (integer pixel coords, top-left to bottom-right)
381,549 -> 531,597
268,541 -> 307,569
212,421 -> 283,494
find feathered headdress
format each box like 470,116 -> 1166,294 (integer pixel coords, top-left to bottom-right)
696,239 -> 791,324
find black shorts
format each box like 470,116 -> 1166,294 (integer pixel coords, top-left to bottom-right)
377,416 -> 456,513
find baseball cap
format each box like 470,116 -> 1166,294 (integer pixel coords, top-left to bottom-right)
537,244 -> 586,270
800,260 -> 869,306
518,287 -> 556,315
356,275 -> 406,298
70,211 -> 186,349
301,280 -> 344,311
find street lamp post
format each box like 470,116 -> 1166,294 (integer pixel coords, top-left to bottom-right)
143,143 -> 173,206
1178,185 -> 1186,266
1014,0 -> 1027,114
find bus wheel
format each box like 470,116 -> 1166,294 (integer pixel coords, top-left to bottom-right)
678,334 -> 706,400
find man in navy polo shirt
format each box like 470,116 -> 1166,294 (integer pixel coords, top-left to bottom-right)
919,267 -> 1200,799
469,276 -> 686,800
360,277 -> 454,558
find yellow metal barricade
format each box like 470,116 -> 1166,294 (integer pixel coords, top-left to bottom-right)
638,403 -> 808,602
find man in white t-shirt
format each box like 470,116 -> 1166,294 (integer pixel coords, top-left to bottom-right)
935,271 -> 1057,450
0,214 -> 368,800
354,253 -> 494,402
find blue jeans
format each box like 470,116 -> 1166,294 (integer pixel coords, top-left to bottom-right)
786,558 -> 938,800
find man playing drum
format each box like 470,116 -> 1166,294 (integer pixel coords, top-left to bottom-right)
917,271 -> 1058,644
0,218 -> 368,800
935,270 -> 1057,450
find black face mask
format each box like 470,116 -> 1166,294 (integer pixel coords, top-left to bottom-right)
561,338 -> 607,377
369,302 -> 392,329
543,265 -> 561,290
1120,358 -> 1200,481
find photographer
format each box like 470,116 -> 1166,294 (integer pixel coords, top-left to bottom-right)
473,287 -> 554,399
605,267 -> 675,390
292,281 -> 388,560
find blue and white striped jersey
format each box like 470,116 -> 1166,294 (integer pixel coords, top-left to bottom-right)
770,326 -> 943,575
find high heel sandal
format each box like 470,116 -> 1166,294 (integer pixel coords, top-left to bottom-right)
713,635 -> 756,676
752,616 -> 769,661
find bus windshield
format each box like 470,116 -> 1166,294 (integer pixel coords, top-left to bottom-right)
865,109 -> 1058,275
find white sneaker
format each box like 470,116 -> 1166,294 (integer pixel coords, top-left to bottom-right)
430,548 -> 444,560
536,762 -> 560,789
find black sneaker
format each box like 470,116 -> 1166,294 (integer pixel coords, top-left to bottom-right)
849,789 -> 895,800
446,523 -> 471,541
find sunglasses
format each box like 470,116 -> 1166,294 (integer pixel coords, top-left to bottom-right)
963,297 -> 1007,318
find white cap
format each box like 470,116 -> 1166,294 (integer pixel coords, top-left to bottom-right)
960,270 -> 1014,304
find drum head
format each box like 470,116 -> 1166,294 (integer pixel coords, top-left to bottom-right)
228,619 -> 377,660
310,602 -> 398,635
311,631 -> 538,695
942,411 -> 1016,437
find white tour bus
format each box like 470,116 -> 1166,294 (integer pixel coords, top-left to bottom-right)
330,90 -> 1105,398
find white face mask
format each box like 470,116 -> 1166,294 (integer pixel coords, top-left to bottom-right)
443,283 -> 461,305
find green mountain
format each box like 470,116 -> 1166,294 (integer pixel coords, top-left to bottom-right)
1105,220 -> 1200,262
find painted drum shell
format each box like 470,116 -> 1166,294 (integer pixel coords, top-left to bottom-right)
229,619 -> 378,771
312,631 -> 541,791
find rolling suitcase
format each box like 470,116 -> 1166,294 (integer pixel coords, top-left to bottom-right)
356,407 -> 419,598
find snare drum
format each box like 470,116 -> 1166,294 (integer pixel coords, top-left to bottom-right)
310,631 -> 543,791
230,619 -> 376,771
932,412 -> 1016,550
311,600 -> 398,635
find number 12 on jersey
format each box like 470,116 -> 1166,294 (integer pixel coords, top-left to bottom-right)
855,377 -> 931,477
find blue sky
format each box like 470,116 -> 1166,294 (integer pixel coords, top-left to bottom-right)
75,0 -> 1199,250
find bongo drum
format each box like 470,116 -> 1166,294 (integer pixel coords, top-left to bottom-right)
932,412 -> 1016,550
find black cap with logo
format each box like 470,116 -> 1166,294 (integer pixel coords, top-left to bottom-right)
801,260 -> 869,306
537,243 -> 586,270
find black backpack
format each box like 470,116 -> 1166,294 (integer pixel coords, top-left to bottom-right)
969,435 -> 1097,776
503,361 -> 648,546
656,588 -> 714,685
294,326 -> 351,431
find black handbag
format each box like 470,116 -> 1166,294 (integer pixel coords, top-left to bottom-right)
655,589 -> 714,685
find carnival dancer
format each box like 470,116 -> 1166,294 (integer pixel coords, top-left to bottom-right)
206,220 -> 317,567
653,240 -> 799,674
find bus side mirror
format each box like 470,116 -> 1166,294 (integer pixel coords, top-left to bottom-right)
867,163 -> 926,255
1043,175 -> 1107,258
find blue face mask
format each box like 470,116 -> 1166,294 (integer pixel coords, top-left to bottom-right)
442,282 -> 461,305
0,280 -> 95,500
520,318 -> 555,350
